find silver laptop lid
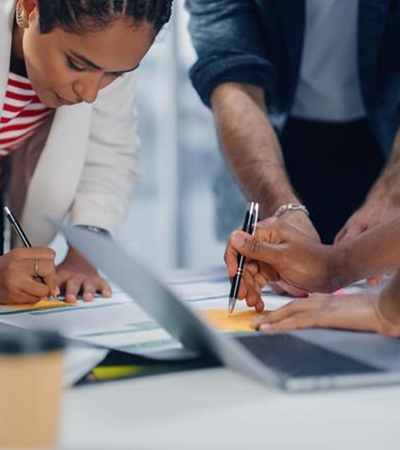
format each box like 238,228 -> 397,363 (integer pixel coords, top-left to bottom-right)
54,223 -> 400,391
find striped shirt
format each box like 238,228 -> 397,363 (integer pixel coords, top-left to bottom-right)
0,71 -> 52,157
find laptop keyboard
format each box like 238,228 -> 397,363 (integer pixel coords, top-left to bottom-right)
236,333 -> 382,379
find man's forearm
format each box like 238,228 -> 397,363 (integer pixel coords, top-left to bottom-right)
211,82 -> 299,217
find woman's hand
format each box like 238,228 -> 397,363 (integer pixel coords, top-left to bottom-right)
251,290 -> 400,337
0,247 -> 58,304
56,246 -> 111,302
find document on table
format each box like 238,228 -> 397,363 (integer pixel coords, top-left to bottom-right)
0,282 -> 281,360
63,344 -> 108,386
0,269 -> 384,360
0,291 -> 183,359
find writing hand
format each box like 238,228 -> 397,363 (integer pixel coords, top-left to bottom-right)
0,247 -> 58,304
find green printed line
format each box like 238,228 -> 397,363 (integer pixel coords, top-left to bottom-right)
31,302 -> 122,316
125,322 -> 160,331
117,338 -> 177,352
77,322 -> 160,338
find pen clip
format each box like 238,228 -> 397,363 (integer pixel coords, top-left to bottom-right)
250,203 -> 259,236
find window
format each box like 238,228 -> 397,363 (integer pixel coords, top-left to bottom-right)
117,4 -> 226,271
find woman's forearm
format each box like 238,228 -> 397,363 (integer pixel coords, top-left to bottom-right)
336,214 -> 400,285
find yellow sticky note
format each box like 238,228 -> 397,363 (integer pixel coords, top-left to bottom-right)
5,299 -> 70,311
200,309 -> 263,332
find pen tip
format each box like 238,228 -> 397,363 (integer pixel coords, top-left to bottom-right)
228,297 -> 236,314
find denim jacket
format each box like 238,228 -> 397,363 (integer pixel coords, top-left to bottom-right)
188,0 -> 400,152
187,0 -> 400,237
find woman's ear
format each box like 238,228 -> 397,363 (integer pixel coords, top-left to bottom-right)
16,0 -> 39,28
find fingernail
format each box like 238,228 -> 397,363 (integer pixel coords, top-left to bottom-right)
251,318 -> 262,326
259,324 -> 273,333
83,293 -> 94,302
252,314 -> 267,326
66,294 -> 76,303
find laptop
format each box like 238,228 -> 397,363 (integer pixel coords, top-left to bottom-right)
54,222 -> 400,391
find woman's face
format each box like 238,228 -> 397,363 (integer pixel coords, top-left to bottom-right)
20,6 -> 154,108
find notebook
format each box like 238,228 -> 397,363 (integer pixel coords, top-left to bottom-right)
54,223 -> 400,391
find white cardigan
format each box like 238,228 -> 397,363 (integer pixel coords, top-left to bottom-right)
1,0 -> 139,245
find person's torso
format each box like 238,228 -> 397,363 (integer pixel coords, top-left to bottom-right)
291,0 -> 366,122
253,0 -> 400,152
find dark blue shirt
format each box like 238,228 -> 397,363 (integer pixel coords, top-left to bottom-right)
187,0 -> 400,154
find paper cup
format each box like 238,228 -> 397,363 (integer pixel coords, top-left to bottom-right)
0,327 -> 65,449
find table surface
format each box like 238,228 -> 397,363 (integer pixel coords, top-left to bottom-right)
57,268 -> 400,449
60,363 -> 400,450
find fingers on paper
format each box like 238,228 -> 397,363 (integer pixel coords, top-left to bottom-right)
61,275 -> 112,302
251,298 -> 324,332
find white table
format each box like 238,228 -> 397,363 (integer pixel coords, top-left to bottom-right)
60,364 -> 400,450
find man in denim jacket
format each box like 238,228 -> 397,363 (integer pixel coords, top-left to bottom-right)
187,0 -> 400,247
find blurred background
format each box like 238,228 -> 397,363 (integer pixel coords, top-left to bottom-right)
117,2 -> 226,271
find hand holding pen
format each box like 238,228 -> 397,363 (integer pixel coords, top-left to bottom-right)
2,206 -> 60,304
228,202 -> 259,314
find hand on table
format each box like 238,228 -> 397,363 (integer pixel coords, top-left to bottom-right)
56,246 -> 111,302
251,290 -> 400,337
0,247 -> 58,304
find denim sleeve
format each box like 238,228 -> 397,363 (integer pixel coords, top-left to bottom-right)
186,0 -> 274,107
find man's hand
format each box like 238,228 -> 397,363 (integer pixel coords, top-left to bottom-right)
266,209 -> 321,296
224,218 -> 340,311
56,246 -> 111,302
0,247 -> 58,304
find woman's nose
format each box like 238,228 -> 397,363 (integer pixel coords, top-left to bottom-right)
73,73 -> 103,104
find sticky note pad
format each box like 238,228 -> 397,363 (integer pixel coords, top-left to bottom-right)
200,309 -> 263,332
4,299 -> 71,312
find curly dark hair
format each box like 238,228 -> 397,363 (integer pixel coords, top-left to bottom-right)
37,0 -> 173,35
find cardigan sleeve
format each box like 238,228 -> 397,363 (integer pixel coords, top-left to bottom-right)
68,72 -> 139,235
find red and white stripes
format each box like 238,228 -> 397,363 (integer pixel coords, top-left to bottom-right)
0,72 -> 52,156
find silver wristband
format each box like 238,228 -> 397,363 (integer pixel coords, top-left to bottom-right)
274,203 -> 309,218
74,225 -> 111,237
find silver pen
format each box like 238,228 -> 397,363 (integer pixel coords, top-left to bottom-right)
228,201 -> 259,314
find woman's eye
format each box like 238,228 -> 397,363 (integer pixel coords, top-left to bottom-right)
67,57 -> 86,72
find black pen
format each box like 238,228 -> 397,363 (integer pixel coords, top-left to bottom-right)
4,206 -> 32,247
228,201 -> 259,314
3,206 -> 61,301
